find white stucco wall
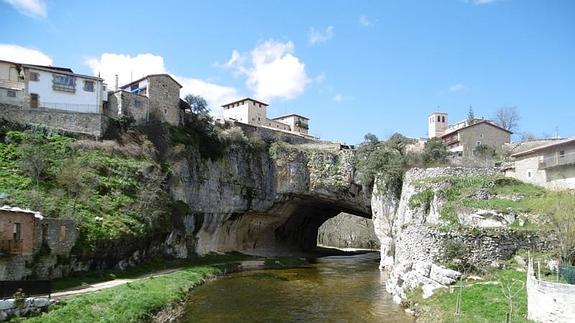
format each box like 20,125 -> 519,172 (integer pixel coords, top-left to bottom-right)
26,68 -> 104,113
507,155 -> 547,185
223,103 -> 251,124
527,260 -> 575,323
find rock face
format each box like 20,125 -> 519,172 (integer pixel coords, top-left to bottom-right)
169,142 -> 372,255
317,212 -> 380,249
371,167 -> 551,302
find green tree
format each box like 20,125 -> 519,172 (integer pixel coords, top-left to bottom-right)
473,144 -> 497,159
57,158 -> 93,216
467,106 -> 475,124
422,138 -> 448,166
18,142 -> 50,188
549,194 -> 575,264
184,94 -> 210,116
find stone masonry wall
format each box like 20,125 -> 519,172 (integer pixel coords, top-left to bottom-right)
147,75 -> 181,126
0,103 -> 108,138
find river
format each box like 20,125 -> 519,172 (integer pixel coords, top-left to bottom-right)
177,252 -> 413,322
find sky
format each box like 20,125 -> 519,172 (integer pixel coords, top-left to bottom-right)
0,0 -> 574,144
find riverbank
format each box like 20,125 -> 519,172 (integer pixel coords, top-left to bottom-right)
405,267 -> 529,322
19,254 -> 306,322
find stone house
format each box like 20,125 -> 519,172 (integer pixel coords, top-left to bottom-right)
428,112 -> 512,157
505,137 -> 575,189
0,206 -> 77,257
106,74 -> 182,126
222,98 -> 312,137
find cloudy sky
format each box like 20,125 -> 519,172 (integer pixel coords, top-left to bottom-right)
1,0 -> 574,143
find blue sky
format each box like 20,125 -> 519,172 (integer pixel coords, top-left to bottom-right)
1,0 -> 574,144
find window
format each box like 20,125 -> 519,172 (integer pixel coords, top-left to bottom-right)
442,116 -> 445,122
83,80 -> 95,92
59,225 -> 67,241
559,150 -> 565,158
480,133 -> 484,138
29,72 -> 39,82
437,116 -> 441,122
13,223 -> 21,241
7,90 -> 16,98
52,73 -> 76,93
476,141 -> 482,146
527,171 -> 533,179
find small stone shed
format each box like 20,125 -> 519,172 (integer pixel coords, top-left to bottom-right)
0,206 -> 77,257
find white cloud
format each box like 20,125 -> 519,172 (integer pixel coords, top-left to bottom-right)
175,77 -> 240,117
86,53 -> 166,88
448,83 -> 465,92
359,15 -> 373,27
222,40 -> 310,102
3,0 -> 46,18
308,26 -> 335,45
0,44 -> 52,65
85,52 -> 240,116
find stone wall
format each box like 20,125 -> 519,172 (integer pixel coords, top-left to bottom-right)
527,259 -> 575,322
147,75 -> 181,126
232,121 -> 314,145
0,103 -> 108,138
105,91 -> 150,125
0,297 -> 54,321
38,218 -> 78,256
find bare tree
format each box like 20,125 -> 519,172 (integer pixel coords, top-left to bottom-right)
500,276 -> 525,322
494,107 -> 520,132
549,195 -> 575,264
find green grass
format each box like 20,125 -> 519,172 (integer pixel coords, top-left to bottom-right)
416,175 -> 567,230
0,129 -> 172,252
24,266 -> 221,323
414,269 -> 529,323
52,253 -> 255,291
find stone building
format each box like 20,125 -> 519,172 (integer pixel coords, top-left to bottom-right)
505,137 -> 575,189
106,74 -> 183,126
222,98 -> 311,136
0,206 -> 77,257
428,112 -> 512,157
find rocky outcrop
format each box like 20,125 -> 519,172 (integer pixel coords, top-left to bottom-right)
169,141 -> 371,255
372,167 -> 551,303
317,212 -> 380,249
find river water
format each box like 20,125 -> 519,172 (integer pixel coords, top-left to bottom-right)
177,252 -> 413,322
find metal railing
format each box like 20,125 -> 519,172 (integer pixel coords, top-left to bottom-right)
539,150 -> 575,169
0,240 -> 23,255
39,102 -> 100,113
0,280 -> 51,299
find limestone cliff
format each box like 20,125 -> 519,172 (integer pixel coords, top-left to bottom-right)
371,167 -> 552,302
167,141 -> 371,256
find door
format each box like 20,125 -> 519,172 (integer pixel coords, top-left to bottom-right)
30,93 -> 39,108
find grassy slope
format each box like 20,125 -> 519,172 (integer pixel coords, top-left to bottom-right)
0,129 -> 161,251
409,175 -> 569,322
413,175 -> 566,229
414,269 -> 528,323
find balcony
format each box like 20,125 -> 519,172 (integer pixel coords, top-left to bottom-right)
539,151 -> 575,169
0,240 -> 23,255
0,79 -> 25,90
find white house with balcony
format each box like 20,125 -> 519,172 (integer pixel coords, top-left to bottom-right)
505,137 -> 575,190
0,59 -> 106,113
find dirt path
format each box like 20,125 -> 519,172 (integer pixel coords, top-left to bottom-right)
50,268 -> 182,299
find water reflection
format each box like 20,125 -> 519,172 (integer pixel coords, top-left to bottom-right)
177,252 -> 413,322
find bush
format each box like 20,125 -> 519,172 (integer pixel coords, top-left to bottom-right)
422,137 -> 448,166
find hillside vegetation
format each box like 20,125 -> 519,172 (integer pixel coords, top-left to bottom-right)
0,121 -> 174,252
